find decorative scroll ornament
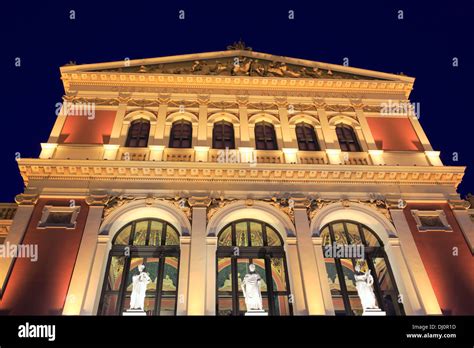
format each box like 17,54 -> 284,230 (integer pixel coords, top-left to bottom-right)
227,40 -> 253,51
14,192 -> 39,206
262,196 -> 296,223
102,194 -> 192,221
207,198 -> 237,222
308,197 -> 393,223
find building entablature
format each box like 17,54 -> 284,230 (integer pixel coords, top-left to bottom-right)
17,158 -> 465,188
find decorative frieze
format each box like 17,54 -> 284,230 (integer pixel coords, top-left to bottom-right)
17,159 -> 465,188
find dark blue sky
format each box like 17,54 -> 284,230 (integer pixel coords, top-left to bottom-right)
2,1 -> 473,202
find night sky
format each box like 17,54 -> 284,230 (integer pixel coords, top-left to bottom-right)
2,1 -> 473,202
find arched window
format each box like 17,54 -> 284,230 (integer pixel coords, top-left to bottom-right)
321,220 -> 404,316
212,121 -> 235,149
336,124 -> 361,152
295,122 -> 320,151
98,218 -> 180,316
216,219 -> 292,316
169,120 -> 192,148
255,121 -> 278,150
125,119 -> 150,147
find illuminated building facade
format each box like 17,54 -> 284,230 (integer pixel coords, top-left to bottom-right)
0,44 -> 473,316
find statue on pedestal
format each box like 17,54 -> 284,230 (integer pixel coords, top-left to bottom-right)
241,263 -> 263,312
354,263 -> 379,311
129,264 -> 151,311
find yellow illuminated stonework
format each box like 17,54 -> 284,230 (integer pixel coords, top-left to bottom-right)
1,45 -> 471,317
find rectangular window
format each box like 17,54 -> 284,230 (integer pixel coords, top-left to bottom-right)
411,210 -> 452,232
38,205 -> 81,229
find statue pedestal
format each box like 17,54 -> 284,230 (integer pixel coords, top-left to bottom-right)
362,308 -> 386,316
123,309 -> 147,316
245,310 -> 268,316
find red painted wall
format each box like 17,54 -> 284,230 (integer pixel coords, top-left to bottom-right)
403,203 -> 474,315
58,110 -> 116,144
367,117 -> 423,151
0,199 -> 89,315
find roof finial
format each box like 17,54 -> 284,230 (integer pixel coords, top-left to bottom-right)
227,40 -> 252,51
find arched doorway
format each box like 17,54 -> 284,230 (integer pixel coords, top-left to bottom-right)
98,218 -> 180,315
216,219 -> 293,316
321,220 -> 405,316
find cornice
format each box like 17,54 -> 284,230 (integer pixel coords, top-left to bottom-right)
17,159 -> 465,188
62,72 -> 412,98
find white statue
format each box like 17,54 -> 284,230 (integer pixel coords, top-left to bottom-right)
241,264 -> 263,311
129,264 -> 151,311
354,263 -> 379,310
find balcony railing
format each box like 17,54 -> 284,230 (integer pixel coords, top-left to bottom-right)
0,203 -> 17,220
45,144 -> 436,167
255,150 -> 284,164
297,151 -> 327,164
164,148 -> 195,162
342,152 -> 371,165
117,147 -> 150,161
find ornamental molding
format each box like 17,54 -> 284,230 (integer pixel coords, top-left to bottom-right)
62,73 -> 412,98
207,198 -> 238,222
308,198 -> 393,223
62,87 -> 403,101
102,194 -> 192,221
59,96 -> 388,115
17,159 -> 465,188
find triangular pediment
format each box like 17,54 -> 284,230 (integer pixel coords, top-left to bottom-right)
61,49 -> 413,82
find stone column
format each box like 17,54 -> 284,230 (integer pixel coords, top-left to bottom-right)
276,98 -> 293,147
389,208 -> 441,314
353,105 -> 384,165
312,237 -> 335,315
385,238 -> 424,315
293,198 -> 326,315
0,203 -> 35,296
408,114 -> 433,151
285,237 -> 307,315
237,96 -> 251,148
197,96 -> 209,146
109,102 -> 128,145
194,96 -> 210,161
186,196 -> 211,315
63,205 -> 104,315
176,236 -> 191,315
205,236 -> 217,315
315,101 -> 338,150
81,235 -> 110,314
48,101 -> 69,143
316,101 -> 342,164
353,105 -> 377,150
451,206 -> 474,252
152,95 -> 169,146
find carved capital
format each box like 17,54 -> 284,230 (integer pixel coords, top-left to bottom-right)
86,190 -> 111,206
188,195 -> 212,208
157,94 -> 171,105
15,191 -> 39,206
312,98 -> 327,109
448,199 -> 471,210
274,97 -> 288,108
197,95 -> 210,106
236,95 -> 249,107
290,196 -> 311,209
350,98 -> 365,110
